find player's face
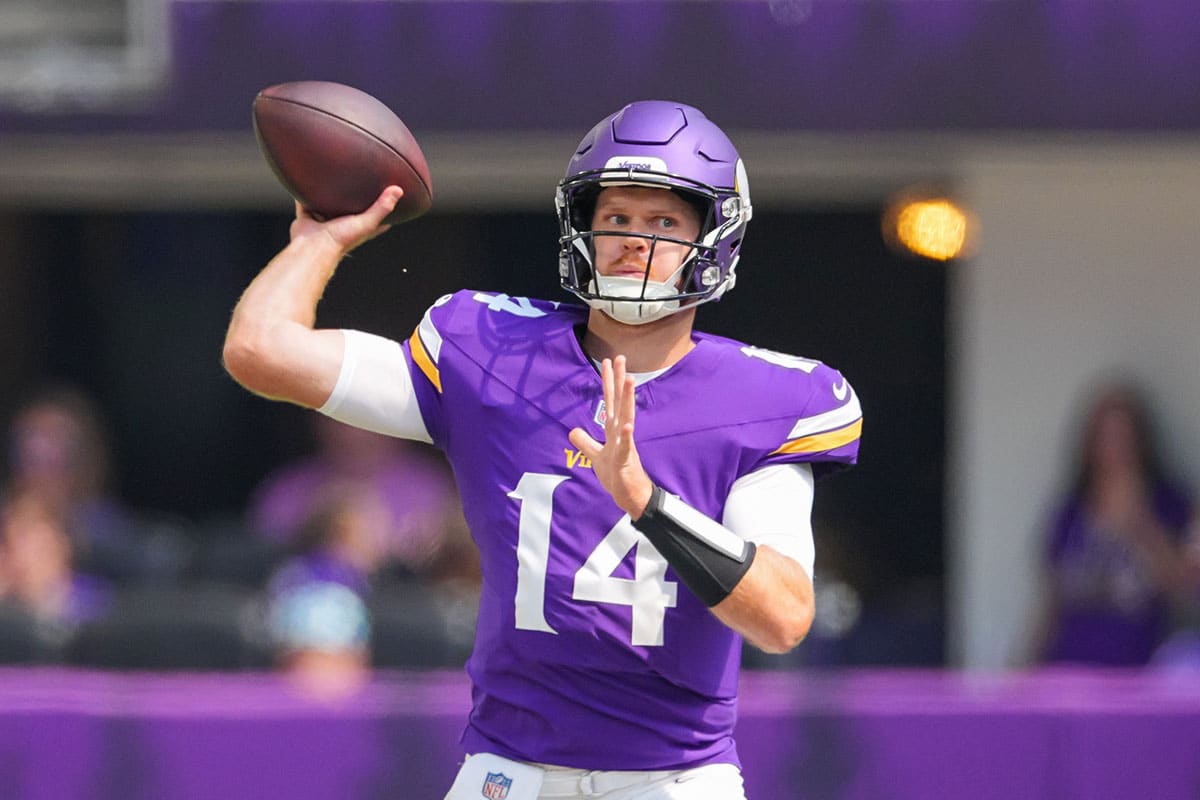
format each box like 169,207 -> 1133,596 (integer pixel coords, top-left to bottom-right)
590,187 -> 702,285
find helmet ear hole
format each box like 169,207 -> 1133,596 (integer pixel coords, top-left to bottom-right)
673,190 -> 711,232
570,186 -> 601,233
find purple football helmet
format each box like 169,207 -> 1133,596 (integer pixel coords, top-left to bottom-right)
556,100 -> 752,324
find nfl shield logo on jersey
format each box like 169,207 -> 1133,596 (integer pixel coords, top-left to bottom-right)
593,398 -> 607,427
482,771 -> 513,799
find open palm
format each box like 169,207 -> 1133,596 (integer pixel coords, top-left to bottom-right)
568,355 -> 654,519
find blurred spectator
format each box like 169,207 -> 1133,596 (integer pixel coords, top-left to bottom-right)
0,491 -> 110,627
267,484 -> 382,700
1033,381 -> 1198,667
270,482 -> 390,597
1149,519 -> 1200,672
250,414 -> 476,585
4,384 -> 187,584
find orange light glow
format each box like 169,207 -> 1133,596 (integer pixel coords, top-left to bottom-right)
883,192 -> 977,262
895,199 -> 969,261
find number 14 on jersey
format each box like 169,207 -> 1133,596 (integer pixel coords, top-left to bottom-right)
509,472 -> 678,647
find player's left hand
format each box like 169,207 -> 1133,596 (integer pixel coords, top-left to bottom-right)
569,355 -> 655,519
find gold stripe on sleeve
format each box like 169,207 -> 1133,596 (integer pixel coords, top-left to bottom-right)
770,418 -> 862,456
408,326 -> 443,393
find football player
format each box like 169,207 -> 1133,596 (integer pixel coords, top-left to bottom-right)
224,100 -> 861,799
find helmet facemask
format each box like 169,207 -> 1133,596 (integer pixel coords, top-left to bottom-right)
557,172 -> 744,326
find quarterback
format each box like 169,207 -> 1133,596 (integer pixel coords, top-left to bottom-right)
224,101 -> 861,799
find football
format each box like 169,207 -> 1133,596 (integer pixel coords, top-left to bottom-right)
252,81 -> 432,225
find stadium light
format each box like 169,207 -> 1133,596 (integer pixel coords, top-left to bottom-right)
883,190 -> 978,262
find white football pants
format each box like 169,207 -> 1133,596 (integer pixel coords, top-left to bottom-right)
445,752 -> 748,800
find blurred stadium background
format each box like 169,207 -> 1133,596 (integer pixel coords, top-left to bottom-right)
1,1 -> 1199,798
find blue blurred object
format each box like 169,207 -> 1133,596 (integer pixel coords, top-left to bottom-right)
269,582 -> 370,653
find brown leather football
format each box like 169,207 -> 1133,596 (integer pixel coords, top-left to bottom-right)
253,81 -> 432,224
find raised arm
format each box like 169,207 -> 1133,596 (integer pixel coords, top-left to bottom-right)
222,187 -> 404,408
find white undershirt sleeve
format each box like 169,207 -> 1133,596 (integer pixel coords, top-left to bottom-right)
317,329 -> 432,443
721,463 -> 815,578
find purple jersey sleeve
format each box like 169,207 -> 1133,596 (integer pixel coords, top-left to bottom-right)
644,337 -> 862,481
748,354 -> 861,476
399,290 -> 861,771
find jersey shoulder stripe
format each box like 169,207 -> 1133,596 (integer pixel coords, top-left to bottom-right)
770,382 -> 862,456
771,416 -> 862,456
409,323 -> 442,392
408,293 -> 453,392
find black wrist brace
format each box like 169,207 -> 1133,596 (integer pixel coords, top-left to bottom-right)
631,484 -> 757,607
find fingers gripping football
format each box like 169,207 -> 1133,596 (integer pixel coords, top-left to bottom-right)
289,186 -> 404,255
568,356 -> 655,519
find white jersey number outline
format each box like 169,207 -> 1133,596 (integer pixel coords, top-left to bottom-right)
508,472 -> 678,647
739,346 -> 820,373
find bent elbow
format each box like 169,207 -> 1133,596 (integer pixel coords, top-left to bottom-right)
221,328 -> 263,389
784,611 -> 815,652
762,618 -> 813,655
754,601 -> 815,655
222,322 -> 285,398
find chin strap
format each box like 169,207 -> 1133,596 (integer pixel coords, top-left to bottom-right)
631,484 -> 757,607
585,269 -> 684,326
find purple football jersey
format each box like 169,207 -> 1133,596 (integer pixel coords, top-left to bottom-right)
403,291 -> 860,770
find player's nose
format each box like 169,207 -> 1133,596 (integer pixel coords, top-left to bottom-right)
621,231 -> 649,250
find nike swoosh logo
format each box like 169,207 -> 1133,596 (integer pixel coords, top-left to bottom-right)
832,378 -> 849,401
